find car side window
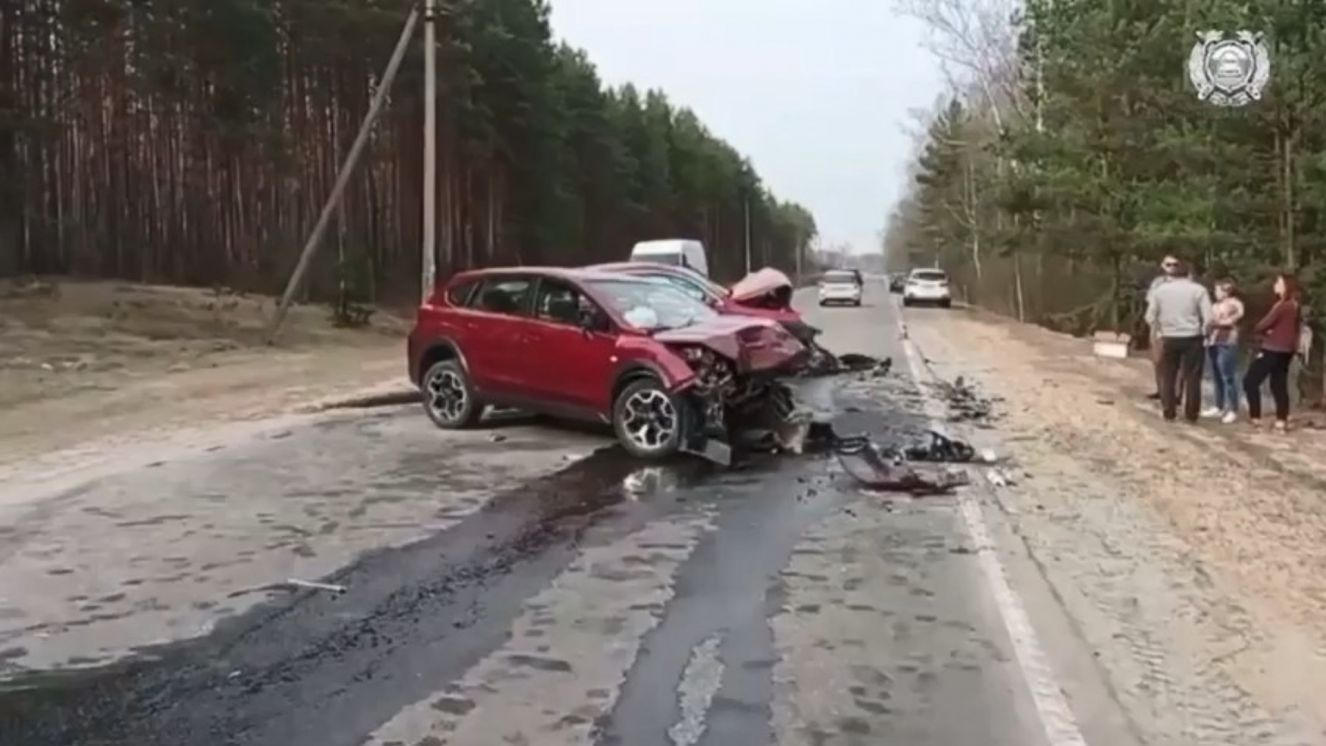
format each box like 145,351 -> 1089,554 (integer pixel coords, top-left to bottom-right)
533,279 -> 584,326
447,280 -> 480,307
473,278 -> 533,316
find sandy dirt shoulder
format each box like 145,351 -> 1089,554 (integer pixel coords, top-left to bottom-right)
0,279 -> 414,483
905,304 -> 1326,745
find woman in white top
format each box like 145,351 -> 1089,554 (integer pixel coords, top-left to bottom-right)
1202,279 -> 1245,424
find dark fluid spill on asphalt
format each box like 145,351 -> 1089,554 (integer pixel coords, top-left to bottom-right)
0,446 -> 713,746
593,383 -> 928,746
591,458 -> 848,746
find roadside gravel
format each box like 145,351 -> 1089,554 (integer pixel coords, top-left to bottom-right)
905,305 -> 1326,746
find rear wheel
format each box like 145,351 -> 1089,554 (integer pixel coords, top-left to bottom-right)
902,298 -> 913,307
612,378 -> 684,459
421,359 -> 483,429
940,299 -> 952,308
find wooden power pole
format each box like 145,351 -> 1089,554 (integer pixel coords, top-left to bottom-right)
743,197 -> 751,275
267,7 -> 421,343
422,0 -> 437,302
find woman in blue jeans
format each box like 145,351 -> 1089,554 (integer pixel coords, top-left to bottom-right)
1202,280 -> 1244,424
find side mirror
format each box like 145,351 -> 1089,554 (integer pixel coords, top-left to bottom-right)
578,308 -> 609,333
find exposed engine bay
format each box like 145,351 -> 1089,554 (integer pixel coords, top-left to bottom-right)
673,344 -> 803,466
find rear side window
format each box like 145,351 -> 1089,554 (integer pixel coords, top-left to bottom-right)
447,280 -> 479,307
472,278 -> 533,315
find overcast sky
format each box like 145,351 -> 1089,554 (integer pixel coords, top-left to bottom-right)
547,0 -> 945,255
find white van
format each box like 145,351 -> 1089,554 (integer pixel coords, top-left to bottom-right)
628,239 -> 710,278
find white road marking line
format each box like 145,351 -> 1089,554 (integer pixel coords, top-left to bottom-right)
895,304 -> 1089,746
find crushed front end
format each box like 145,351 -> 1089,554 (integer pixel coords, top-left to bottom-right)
669,338 -> 813,466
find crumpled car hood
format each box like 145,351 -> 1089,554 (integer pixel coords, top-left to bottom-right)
654,316 -> 807,373
730,267 -> 792,303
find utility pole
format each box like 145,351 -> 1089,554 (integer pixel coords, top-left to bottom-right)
794,229 -> 803,285
743,197 -> 751,274
268,7 -> 421,342
422,0 -> 437,302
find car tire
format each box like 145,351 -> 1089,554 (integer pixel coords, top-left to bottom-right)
902,298 -> 913,307
612,378 -> 684,460
421,359 -> 483,429
940,299 -> 952,308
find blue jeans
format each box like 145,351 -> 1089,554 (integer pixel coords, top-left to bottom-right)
1208,344 -> 1239,412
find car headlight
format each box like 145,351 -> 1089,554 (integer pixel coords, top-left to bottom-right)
678,345 -> 710,364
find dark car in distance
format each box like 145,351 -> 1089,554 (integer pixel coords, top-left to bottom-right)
407,267 -> 809,463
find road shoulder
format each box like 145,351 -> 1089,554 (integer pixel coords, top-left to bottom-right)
903,304 -> 1326,744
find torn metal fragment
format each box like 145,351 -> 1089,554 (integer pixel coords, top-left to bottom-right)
833,436 -> 970,495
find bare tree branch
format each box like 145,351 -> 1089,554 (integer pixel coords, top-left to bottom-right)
895,0 -> 1028,128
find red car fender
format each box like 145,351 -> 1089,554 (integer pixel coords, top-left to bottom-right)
614,335 -> 698,394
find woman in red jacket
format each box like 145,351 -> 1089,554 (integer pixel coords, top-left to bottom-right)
1242,273 -> 1303,432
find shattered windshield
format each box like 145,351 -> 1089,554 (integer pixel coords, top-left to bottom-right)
588,279 -> 718,331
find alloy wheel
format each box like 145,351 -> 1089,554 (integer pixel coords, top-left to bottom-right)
621,388 -> 678,451
425,368 -> 468,423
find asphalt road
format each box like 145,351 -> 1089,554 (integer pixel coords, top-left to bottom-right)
0,282 -> 1076,745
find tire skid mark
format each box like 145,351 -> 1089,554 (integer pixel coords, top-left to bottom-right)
363,511 -> 715,746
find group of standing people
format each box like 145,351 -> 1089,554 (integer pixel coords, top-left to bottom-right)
1145,255 -> 1305,431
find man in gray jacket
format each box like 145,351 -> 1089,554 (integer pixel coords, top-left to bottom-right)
1145,255 -> 1178,399
1145,259 -> 1213,422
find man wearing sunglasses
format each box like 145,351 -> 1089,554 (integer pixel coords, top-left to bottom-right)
1145,257 -> 1213,422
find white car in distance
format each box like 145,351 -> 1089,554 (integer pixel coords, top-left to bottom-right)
902,268 -> 952,308
817,270 -> 862,306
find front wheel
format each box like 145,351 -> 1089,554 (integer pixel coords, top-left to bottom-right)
612,378 -> 684,459
421,359 -> 483,429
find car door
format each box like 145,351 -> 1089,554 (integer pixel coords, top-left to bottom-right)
519,278 -> 618,415
462,275 -> 534,394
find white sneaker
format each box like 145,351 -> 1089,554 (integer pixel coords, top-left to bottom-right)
1201,407 -> 1222,419
1221,411 -> 1237,425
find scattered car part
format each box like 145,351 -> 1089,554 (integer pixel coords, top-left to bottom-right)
899,430 -> 977,463
834,436 -> 970,495
931,375 -> 998,422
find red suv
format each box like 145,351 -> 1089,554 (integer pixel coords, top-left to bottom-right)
407,267 -> 809,463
